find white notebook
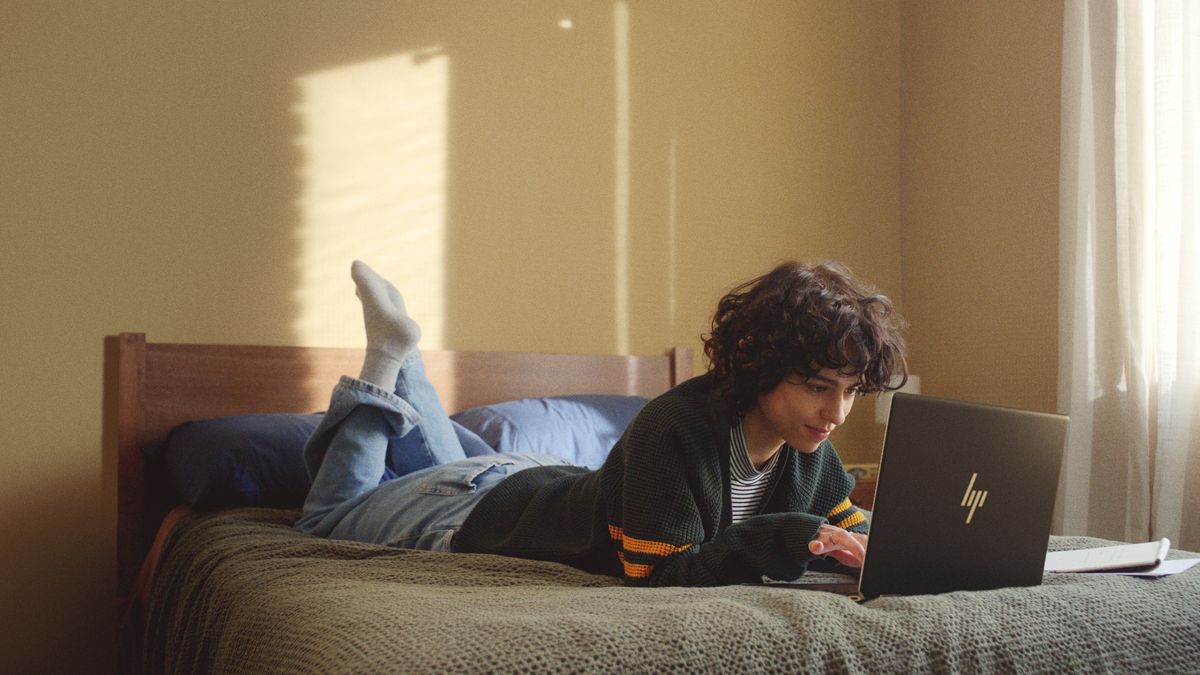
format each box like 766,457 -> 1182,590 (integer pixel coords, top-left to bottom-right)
1044,538 -> 1170,573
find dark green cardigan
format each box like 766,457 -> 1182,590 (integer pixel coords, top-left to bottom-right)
453,373 -> 867,586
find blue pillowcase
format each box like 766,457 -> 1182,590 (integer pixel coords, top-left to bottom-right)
157,413 -> 322,509
156,413 -> 493,508
152,394 -> 648,508
451,395 -> 648,469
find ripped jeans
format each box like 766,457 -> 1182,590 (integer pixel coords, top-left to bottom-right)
294,353 -> 570,551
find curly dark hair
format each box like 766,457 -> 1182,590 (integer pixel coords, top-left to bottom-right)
702,261 -> 908,414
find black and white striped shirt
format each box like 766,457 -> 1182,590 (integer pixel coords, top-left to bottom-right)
728,420 -> 782,523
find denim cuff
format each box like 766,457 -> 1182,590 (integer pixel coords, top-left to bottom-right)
333,375 -> 422,429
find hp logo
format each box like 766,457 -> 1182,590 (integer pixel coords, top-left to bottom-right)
960,473 -> 988,524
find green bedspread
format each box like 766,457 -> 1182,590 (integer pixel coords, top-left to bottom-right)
138,508 -> 1200,674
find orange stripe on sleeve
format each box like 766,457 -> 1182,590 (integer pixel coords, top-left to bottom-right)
828,498 -> 854,519
622,532 -> 692,557
609,524 -> 692,580
833,510 -> 866,530
608,525 -> 691,557
617,551 -> 654,579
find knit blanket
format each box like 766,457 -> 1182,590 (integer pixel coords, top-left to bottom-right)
139,508 -> 1200,674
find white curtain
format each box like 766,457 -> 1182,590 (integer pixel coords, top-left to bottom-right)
1058,0 -> 1200,550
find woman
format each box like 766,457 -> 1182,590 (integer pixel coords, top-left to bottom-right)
296,259 -> 908,586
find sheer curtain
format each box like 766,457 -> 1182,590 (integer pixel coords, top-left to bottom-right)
1057,0 -> 1200,550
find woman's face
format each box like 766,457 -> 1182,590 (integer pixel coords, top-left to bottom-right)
754,368 -> 862,453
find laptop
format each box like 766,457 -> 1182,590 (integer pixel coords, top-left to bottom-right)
774,392 -> 1069,601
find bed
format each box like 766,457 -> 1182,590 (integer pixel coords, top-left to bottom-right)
110,332 -> 1200,673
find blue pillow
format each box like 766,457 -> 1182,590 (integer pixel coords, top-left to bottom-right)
451,395 -> 648,469
159,413 -> 322,508
156,412 -> 494,508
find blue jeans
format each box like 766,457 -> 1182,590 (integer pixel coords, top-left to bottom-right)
295,352 -> 569,551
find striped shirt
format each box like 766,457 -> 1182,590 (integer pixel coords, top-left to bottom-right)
728,420 -> 782,523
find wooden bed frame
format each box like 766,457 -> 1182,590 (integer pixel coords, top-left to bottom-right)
107,332 -> 693,603
109,338 -> 1200,675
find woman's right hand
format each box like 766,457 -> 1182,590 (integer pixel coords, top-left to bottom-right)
807,523 -> 868,568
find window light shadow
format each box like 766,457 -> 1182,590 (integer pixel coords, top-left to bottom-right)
291,48 -> 451,353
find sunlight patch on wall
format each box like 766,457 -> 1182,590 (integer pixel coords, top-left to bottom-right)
613,0 -> 631,354
292,49 -> 449,348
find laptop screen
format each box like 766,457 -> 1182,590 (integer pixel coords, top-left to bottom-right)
858,393 -> 1068,598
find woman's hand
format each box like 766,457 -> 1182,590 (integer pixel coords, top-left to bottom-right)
807,523 -> 868,568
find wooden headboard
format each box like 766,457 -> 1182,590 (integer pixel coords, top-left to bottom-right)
107,332 -> 693,599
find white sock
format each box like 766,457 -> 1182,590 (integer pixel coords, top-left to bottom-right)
350,260 -> 422,388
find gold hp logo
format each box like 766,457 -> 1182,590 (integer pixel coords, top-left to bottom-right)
960,473 -> 988,524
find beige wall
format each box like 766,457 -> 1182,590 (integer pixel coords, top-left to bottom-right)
1,1 -> 1064,670
900,0 -> 1063,413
